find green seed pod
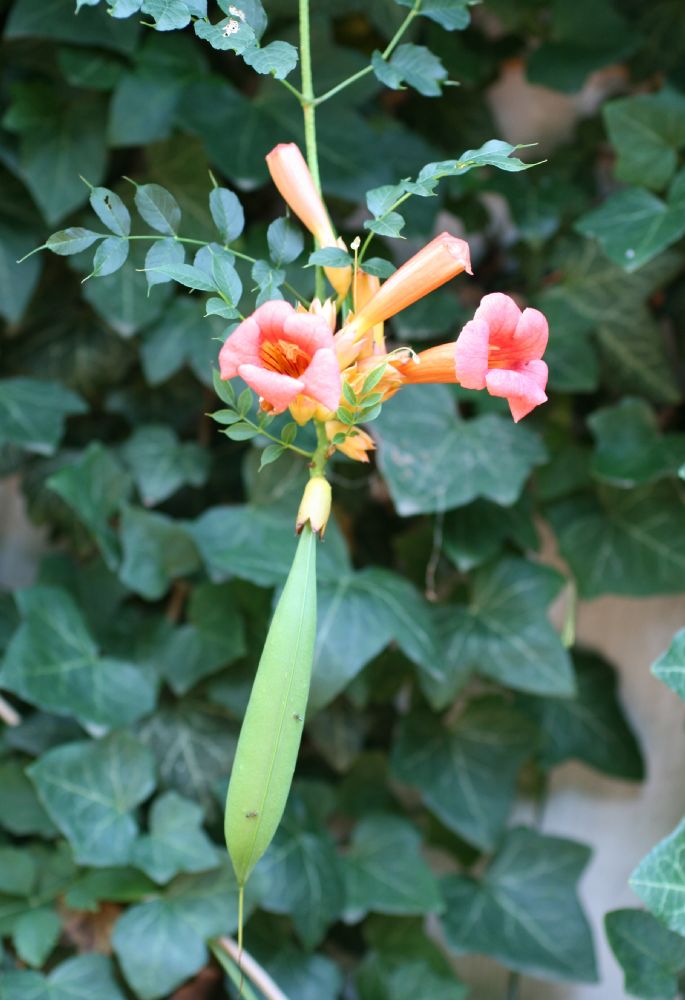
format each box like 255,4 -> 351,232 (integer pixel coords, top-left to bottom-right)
224,524 -> 317,885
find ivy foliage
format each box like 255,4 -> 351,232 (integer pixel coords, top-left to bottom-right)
2,0 -> 685,997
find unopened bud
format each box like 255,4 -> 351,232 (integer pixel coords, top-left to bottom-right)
296,476 -> 332,537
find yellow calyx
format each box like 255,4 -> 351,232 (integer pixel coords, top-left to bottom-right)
296,476 -> 332,537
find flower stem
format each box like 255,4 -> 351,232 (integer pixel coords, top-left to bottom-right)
299,0 -> 325,301
310,420 -> 330,477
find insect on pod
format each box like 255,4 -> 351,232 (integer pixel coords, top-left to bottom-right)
224,523 -> 318,886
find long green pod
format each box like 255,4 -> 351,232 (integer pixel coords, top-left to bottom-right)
224,524 -> 317,886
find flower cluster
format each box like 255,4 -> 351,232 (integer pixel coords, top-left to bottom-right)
219,142 -> 549,461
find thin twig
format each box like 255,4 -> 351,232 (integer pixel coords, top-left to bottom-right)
214,937 -> 290,1000
0,694 -> 21,727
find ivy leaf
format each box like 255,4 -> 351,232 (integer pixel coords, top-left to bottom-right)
344,814 -> 443,919
267,217 -> 304,265
358,952 -> 467,1000
604,90 -> 685,192
209,186 -> 245,243
606,908 -> 685,999
112,864 -> 247,1000
141,298 -> 220,386
120,424 -> 209,506
0,955 -> 126,1000
89,186 -> 131,236
441,827 -> 597,982
84,256 -> 171,338
429,558 -> 574,706
28,732 -> 156,867
517,650 -> 644,780
631,817 -> 685,935
443,496 -> 538,572
391,697 -> 535,850
0,846 -> 36,895
0,586 -> 156,730
131,792 -> 218,884
588,398 -> 685,486
118,504 -> 200,600
652,629 -> 685,700
371,45 -> 448,97
149,582 -> 246,695
133,181 -> 181,235
13,906 -> 61,967
547,482 -> 685,598
0,760 -> 57,838
374,386 -> 546,516
47,442 -> 132,569
576,171 -> 685,272
0,378 -> 87,456
310,568 -> 441,711
137,705 -> 238,816
255,795 -> 346,948
243,40 -> 299,80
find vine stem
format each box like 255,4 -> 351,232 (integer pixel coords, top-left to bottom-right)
313,0 -> 422,106
212,937 -> 289,1000
298,0 -> 325,301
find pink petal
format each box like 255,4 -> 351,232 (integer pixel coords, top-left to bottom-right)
455,318 -> 490,390
301,348 -> 342,412
252,300 -> 295,340
485,360 -> 548,422
513,307 -> 548,360
219,317 -> 261,378
238,363 -> 304,413
283,311 -> 335,354
474,292 -> 521,343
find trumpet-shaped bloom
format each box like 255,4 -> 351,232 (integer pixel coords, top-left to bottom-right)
266,143 -> 351,298
345,233 -> 472,339
219,300 -> 341,416
455,292 -> 548,422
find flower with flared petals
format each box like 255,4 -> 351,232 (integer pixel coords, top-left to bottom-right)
342,233 -> 472,341
219,300 -> 341,418
266,143 -> 351,298
455,292 -> 548,422
325,420 -> 375,463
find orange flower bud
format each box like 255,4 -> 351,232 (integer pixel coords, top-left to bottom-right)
346,232 -> 472,338
326,421 -> 375,463
353,269 -> 384,350
266,143 -> 351,298
296,476 -> 332,536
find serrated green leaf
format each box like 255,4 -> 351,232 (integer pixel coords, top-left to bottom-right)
89,186 -> 131,236
133,182 -> 181,235
209,186 -> 244,243
28,732 -> 156,867
243,40 -> 299,80
394,0 -> 472,31
372,44 -> 448,97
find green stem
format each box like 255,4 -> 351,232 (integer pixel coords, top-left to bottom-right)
358,190 -> 412,263
313,0 -> 421,107
244,417 -> 314,459
310,420 -> 330,477
298,0 -> 325,301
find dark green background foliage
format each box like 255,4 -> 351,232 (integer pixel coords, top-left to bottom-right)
1,0 -> 685,997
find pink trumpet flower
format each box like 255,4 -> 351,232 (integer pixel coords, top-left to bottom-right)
266,143 -> 351,298
219,300 -> 341,416
455,292 -> 548,422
